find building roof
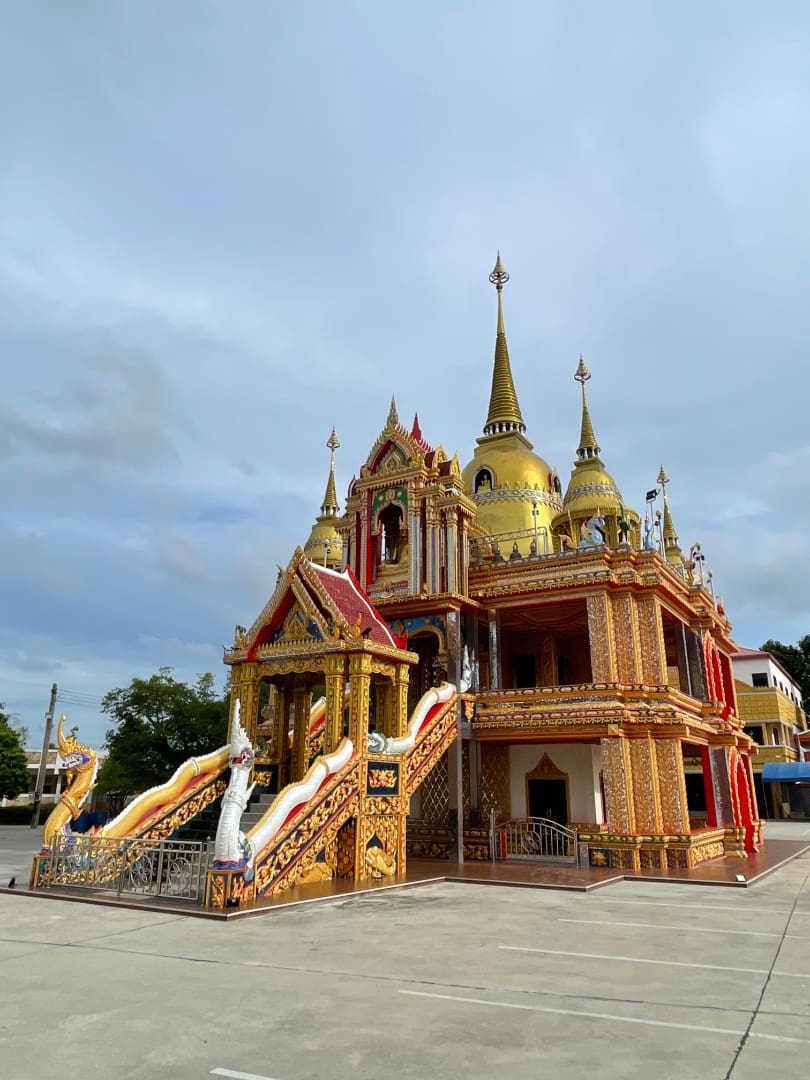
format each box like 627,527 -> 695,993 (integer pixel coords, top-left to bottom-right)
307,563 -> 396,648
731,647 -> 803,695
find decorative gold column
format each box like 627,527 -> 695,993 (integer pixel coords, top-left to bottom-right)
446,508 -> 458,594
611,593 -> 640,684
323,653 -> 346,755
230,662 -> 260,741
628,735 -> 663,833
348,651 -> 372,747
587,595 -> 617,683
600,736 -> 635,833
375,679 -> 394,739
636,596 -> 667,685
394,662 -> 410,737
655,739 -> 690,832
292,682 -> 313,782
274,683 -> 290,787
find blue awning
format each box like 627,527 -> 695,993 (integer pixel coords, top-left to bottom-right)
761,762 -> 810,782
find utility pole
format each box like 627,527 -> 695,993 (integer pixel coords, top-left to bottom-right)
30,683 -> 58,829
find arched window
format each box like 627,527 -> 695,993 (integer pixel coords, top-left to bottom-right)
379,503 -> 405,563
474,468 -> 494,493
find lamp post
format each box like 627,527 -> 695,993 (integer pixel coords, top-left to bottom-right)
530,498 -> 539,556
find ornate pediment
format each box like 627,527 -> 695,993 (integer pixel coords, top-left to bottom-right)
273,605 -> 323,645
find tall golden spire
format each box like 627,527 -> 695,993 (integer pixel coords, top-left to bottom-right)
657,465 -> 684,566
574,355 -> 600,460
320,428 -> 340,516
483,254 -> 526,437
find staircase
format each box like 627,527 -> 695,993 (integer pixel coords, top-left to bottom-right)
225,685 -> 458,904
240,790 -> 278,832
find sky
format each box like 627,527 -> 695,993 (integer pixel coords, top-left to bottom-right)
2,3 -> 809,747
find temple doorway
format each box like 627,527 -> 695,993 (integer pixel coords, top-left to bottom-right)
528,779 -> 568,826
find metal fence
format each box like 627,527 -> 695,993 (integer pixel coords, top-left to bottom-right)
42,835 -> 211,902
494,816 -> 579,865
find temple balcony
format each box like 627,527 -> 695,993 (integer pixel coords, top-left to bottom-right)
472,682 -> 725,741
750,743 -> 800,766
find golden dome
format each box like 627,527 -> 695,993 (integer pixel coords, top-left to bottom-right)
463,435 -> 562,552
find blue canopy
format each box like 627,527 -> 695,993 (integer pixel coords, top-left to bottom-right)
761,762 -> 810,782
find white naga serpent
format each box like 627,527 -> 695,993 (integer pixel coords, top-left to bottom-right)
213,701 -> 256,874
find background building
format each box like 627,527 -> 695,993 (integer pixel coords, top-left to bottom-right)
732,647 -> 809,818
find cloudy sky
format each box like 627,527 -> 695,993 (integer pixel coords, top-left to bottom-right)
2,3 -> 809,746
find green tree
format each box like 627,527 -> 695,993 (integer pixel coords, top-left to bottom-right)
0,703 -> 30,801
760,635 -> 810,712
97,668 -> 229,795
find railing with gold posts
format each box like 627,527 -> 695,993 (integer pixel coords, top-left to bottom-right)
473,683 -> 718,737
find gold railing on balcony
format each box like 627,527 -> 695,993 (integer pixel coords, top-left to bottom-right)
473,682 -> 719,733
750,744 -> 799,765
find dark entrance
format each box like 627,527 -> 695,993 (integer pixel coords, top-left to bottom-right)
408,633 -> 439,715
528,778 -> 568,826
512,654 -> 536,689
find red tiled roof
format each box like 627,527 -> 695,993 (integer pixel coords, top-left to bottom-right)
308,564 -> 395,648
732,646 -> 802,693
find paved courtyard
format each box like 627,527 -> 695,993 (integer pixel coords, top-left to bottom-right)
1,823 -> 809,1080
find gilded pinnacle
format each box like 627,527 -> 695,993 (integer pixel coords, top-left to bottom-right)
387,395 -> 399,428
483,254 -> 526,437
320,428 -> 340,516
574,355 -> 600,460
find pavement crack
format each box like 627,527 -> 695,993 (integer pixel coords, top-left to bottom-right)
724,868 -> 810,1079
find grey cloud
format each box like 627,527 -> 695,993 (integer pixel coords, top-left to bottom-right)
1,345 -> 178,469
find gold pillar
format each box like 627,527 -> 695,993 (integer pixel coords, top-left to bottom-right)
292,682 -> 313,782
601,736 -> 635,833
230,662 -> 260,742
629,735 -> 663,833
394,662 -> 410,738
323,653 -> 346,755
348,651 -> 372,748
274,683 -> 290,787
611,593 -> 641,684
655,739 -> 690,832
587,595 -> 617,682
376,679 -> 394,738
636,596 -> 667,685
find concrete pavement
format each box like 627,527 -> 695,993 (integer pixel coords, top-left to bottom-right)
0,823 -> 808,1080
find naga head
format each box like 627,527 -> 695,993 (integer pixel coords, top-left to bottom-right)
57,714 -> 96,777
229,700 -> 255,769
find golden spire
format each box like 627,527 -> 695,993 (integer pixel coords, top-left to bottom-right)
387,395 -> 400,428
483,254 -> 526,437
657,465 -> 684,565
574,355 -> 600,460
320,428 -> 340,516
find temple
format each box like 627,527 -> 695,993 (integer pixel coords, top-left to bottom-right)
32,257 -> 762,908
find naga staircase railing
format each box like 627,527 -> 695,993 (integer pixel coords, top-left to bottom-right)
247,746 -> 361,898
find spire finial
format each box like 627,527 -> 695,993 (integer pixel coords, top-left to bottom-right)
656,465 -> 683,566
483,254 -> 526,437
574,354 -> 600,460
320,427 -> 340,516
327,427 -> 340,462
489,252 -> 509,293
387,395 -> 399,428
